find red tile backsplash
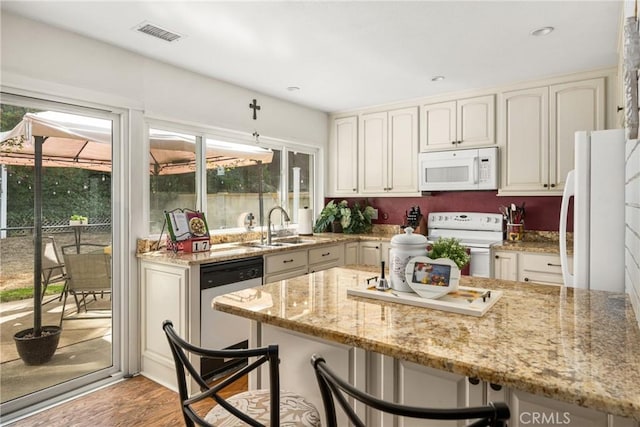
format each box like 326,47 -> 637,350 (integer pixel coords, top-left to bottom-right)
326,191 -> 572,232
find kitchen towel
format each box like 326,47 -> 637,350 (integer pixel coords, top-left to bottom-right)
298,207 -> 314,235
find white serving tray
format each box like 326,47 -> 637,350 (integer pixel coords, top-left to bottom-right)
347,285 -> 503,317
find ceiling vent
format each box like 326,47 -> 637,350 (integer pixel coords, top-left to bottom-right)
135,22 -> 182,42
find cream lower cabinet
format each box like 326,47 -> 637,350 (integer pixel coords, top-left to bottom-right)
140,260 -> 199,391
499,78 -> 605,195
420,95 -> 495,151
308,243 -> 344,273
359,107 -> 419,196
264,249 -> 308,283
493,250 -> 571,286
255,323 -> 365,427
264,243 -> 348,283
345,241 -> 359,265
493,251 -> 519,281
359,241 -> 382,266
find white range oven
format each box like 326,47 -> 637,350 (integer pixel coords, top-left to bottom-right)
427,212 -> 503,278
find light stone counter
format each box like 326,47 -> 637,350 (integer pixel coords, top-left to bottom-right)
214,266 -> 640,421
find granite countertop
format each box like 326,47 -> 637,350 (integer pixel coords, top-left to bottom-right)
213,266 -> 640,420
492,240 -> 564,254
136,233 -> 388,266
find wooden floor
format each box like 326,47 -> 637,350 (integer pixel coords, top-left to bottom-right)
7,374 -> 247,426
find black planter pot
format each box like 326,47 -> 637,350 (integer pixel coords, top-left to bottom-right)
331,221 -> 343,233
14,326 -> 62,365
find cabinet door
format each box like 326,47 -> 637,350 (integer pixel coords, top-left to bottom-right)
493,251 -> 518,281
500,87 -> 549,193
509,389 -> 608,427
308,243 -> 345,273
260,324 -> 360,427
388,107 -> 419,194
264,249 -> 308,276
345,242 -> 359,265
140,261 -> 190,389
359,241 -> 381,267
519,252 -> 569,286
380,242 -> 391,266
359,112 -> 388,194
330,116 -> 359,195
420,100 -> 457,150
549,78 -> 605,192
396,360 -> 471,427
457,94 -> 495,147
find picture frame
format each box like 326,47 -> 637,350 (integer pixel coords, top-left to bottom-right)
404,256 -> 460,299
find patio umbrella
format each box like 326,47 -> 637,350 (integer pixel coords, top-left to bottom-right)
0,111 -> 273,337
0,111 -> 274,174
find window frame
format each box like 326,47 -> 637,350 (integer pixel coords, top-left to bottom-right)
145,119 -> 320,236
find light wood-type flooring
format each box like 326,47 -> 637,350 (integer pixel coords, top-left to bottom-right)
7,374 -> 247,426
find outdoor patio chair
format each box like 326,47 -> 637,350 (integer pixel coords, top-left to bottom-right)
60,251 -> 112,322
41,236 -> 68,305
310,354 -> 511,427
163,320 -> 320,427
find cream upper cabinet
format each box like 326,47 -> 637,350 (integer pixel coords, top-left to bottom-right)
329,116 -> 358,196
499,78 -> 605,195
500,86 -> 550,193
549,78 -> 605,191
359,107 -> 418,195
420,95 -> 495,151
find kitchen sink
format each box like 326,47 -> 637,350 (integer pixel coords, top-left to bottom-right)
234,236 -> 321,249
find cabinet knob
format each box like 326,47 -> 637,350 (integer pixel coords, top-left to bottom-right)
494,255 -> 499,259
547,262 -> 561,267
283,259 -> 294,264
451,141 -> 457,145
490,383 -> 503,391
550,183 -> 556,188
524,277 -> 530,282
457,140 -> 462,144
322,252 -> 331,257
468,377 -> 480,385
543,184 -> 548,188
353,188 -> 357,192
617,106 -> 624,112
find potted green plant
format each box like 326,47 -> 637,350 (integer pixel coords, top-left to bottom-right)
341,201 -> 375,234
69,214 -> 88,226
427,237 -> 470,270
314,200 -> 349,233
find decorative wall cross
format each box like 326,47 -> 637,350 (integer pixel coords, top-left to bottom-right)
249,99 -> 261,120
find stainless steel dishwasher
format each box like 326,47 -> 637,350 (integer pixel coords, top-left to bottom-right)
200,256 -> 263,380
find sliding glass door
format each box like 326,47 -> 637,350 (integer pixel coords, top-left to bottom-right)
0,94 -> 120,415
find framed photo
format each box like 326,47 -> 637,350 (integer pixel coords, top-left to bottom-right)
404,256 -> 460,299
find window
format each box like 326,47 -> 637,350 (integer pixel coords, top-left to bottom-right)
148,128 -> 197,234
148,125 -> 316,235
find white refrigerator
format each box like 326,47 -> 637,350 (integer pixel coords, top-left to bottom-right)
559,129 -> 626,292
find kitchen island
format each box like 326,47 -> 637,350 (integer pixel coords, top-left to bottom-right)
213,266 -> 640,427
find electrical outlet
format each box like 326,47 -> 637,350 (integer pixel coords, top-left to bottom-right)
371,208 -> 379,220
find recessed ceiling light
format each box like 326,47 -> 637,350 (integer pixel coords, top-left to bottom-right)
431,76 -> 445,82
287,86 -> 300,92
530,26 -> 554,37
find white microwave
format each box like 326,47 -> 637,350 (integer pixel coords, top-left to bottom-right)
419,147 -> 498,191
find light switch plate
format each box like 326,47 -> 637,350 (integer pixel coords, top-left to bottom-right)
371,208 -> 379,220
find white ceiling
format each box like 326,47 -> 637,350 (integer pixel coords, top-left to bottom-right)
1,1 -> 622,113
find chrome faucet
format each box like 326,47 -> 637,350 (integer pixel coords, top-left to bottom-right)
266,206 -> 291,246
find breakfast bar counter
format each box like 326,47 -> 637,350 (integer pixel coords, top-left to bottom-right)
213,266 -> 640,424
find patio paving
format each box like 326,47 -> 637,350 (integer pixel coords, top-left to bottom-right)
1,296 -> 112,403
